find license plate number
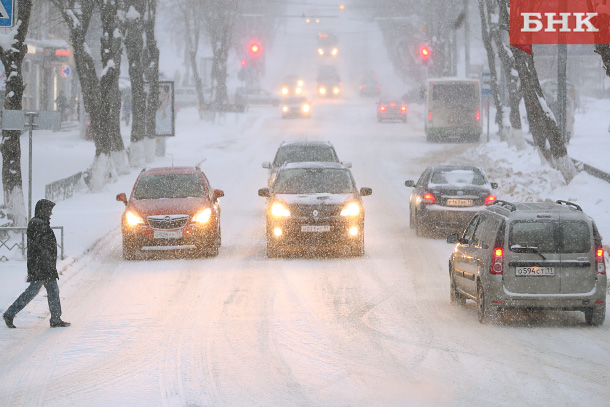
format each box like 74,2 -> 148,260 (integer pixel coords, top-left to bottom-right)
301,225 -> 331,233
154,230 -> 183,239
516,266 -> 555,276
447,198 -> 473,207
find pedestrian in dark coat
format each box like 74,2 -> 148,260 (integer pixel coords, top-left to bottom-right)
3,199 -> 70,328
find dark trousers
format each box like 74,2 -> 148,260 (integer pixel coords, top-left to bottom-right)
5,279 -> 62,323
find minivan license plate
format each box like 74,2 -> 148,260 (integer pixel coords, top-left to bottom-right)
301,225 -> 331,232
516,266 -> 555,276
154,230 -> 182,239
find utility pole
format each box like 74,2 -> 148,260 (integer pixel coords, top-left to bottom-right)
557,0 -> 568,143
464,0 -> 470,77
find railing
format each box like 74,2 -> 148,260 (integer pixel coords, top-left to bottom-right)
0,226 -> 64,261
45,170 -> 90,202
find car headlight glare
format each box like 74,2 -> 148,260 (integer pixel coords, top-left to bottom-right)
271,202 -> 291,217
281,88 -> 288,95
341,202 -> 360,216
194,208 -> 212,224
125,211 -> 144,226
302,104 -> 310,113
282,106 -> 288,112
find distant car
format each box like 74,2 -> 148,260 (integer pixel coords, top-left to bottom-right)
262,141 -> 351,187
377,98 -> 407,122
447,200 -> 606,325
235,87 -> 280,107
258,162 -> 372,257
317,65 -> 341,97
317,33 -> 338,57
281,96 -> 311,119
360,78 -> 380,97
405,165 -> 498,237
116,166 -> 224,259
174,87 -> 210,108
280,75 -> 305,97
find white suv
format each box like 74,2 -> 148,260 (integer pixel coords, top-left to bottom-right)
447,200 -> 607,325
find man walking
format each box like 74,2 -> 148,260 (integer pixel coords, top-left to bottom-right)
3,199 -> 70,328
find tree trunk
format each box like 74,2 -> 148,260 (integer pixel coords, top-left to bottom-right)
144,0 -> 160,162
512,47 -> 578,183
477,0 -> 503,138
124,0 -> 148,167
0,0 -> 33,226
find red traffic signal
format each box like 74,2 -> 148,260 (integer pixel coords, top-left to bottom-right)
419,45 -> 431,64
248,41 -> 261,57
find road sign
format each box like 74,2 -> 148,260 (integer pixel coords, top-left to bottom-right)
59,65 -> 71,78
0,0 -> 15,28
481,88 -> 492,95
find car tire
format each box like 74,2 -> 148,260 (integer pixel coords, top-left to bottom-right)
351,235 -> 365,257
122,238 -> 137,260
415,211 -> 425,237
450,265 -> 466,305
477,282 -> 493,323
266,239 -> 280,258
584,306 -> 605,326
426,133 -> 435,143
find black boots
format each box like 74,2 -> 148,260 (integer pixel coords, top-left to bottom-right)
50,320 -> 71,328
3,313 -> 16,329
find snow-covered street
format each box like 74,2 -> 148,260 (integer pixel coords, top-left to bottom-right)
1,3 -> 610,406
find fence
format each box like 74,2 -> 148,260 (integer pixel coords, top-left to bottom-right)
0,226 -> 64,261
45,170 -> 90,202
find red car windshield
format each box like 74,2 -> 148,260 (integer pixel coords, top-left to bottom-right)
133,174 -> 206,199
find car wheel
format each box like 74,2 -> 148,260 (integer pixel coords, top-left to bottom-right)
266,239 -> 280,258
351,234 -> 365,257
415,211 -> 425,237
450,265 -> 466,305
477,282 -> 492,323
409,207 -> 416,229
426,132 -> 435,143
122,237 -> 137,260
584,305 -> 605,326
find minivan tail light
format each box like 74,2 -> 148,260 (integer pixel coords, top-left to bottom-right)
476,109 -> 480,121
490,247 -> 503,274
428,112 -> 433,121
484,194 -> 496,205
422,192 -> 436,204
596,247 -> 606,274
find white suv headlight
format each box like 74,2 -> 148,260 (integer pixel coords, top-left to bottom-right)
341,202 -> 361,216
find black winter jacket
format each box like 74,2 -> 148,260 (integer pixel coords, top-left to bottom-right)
27,199 -> 59,282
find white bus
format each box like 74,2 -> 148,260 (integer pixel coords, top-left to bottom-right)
425,78 -> 482,142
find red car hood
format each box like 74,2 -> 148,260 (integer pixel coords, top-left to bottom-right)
127,197 -> 211,217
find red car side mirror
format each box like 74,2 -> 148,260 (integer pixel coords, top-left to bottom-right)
116,193 -> 128,206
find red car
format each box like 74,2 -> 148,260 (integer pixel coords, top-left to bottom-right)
116,166 -> 224,259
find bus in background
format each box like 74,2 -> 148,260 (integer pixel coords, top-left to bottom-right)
425,78 -> 482,143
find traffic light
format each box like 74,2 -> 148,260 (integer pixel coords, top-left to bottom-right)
419,45 -> 431,65
248,41 -> 262,58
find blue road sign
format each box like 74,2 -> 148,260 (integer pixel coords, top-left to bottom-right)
0,0 -> 15,28
481,88 -> 492,95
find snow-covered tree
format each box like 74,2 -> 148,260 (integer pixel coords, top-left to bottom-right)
0,0 -> 33,226
51,0 -> 129,191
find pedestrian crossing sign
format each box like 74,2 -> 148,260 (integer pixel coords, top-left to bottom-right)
0,0 -> 15,28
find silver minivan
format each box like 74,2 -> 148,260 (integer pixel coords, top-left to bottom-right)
447,200 -> 607,325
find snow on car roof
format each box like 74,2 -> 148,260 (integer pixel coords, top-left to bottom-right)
140,166 -> 198,175
282,161 -> 346,170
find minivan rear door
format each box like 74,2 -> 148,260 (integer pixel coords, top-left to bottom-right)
505,220 -> 562,294
557,220 -> 596,294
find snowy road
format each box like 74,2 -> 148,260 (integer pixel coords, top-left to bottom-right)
1,4 -> 610,407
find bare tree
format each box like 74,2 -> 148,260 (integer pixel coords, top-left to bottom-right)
143,0 -> 160,162
176,0 -> 206,114
0,0 -> 33,226
51,0 -> 128,191
123,0 -> 148,166
587,0 -> 610,78
498,0 -> 577,183
477,0 -> 504,138
203,0 -> 240,108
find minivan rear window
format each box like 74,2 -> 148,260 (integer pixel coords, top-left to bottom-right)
509,220 -> 590,253
432,84 -> 478,103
